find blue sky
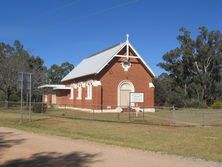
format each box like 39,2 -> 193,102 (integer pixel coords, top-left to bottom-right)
0,0 -> 221,76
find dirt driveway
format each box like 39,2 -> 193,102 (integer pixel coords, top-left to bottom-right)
0,127 -> 221,167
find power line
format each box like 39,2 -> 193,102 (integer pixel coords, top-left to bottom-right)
64,0 -> 140,24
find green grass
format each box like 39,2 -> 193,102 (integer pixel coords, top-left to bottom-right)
0,110 -> 222,162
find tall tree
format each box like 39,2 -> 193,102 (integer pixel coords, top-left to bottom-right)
158,27 -> 222,104
0,40 -> 47,101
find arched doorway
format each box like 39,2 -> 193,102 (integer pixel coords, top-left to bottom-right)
118,81 -> 135,107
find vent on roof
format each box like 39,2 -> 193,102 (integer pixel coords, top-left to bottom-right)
87,43 -> 121,58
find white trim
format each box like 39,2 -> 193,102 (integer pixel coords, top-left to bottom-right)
73,84 -> 78,89
96,41 -> 155,77
96,42 -> 127,74
54,106 -> 123,113
38,84 -> 71,90
117,80 -> 135,107
57,106 -> 92,112
77,84 -> 82,100
51,105 -> 155,113
149,82 -> 155,88
116,55 -> 139,59
69,87 -> 74,99
93,109 -> 120,113
85,81 -> 93,100
92,80 -> 101,87
128,43 -> 155,77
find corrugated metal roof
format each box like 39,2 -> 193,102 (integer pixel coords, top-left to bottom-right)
61,42 -> 126,82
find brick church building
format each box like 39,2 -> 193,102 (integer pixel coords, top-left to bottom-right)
39,35 -> 155,112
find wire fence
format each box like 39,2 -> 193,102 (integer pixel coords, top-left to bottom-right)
0,101 -> 222,126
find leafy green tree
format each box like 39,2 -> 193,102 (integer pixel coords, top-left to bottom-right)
158,27 -> 222,104
48,62 -> 74,84
0,40 -> 47,101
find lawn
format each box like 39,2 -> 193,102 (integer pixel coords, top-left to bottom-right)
0,110 -> 222,162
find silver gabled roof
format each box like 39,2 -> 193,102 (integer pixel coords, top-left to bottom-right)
61,42 -> 126,82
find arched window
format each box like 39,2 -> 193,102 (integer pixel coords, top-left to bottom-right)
69,87 -> 74,100
77,83 -> 82,100
86,81 -> 93,100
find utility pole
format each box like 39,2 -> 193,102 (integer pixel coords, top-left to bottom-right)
29,73 -> 32,122
20,72 -> 23,123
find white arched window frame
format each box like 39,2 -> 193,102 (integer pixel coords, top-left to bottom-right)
77,83 -> 82,100
85,81 -> 93,100
69,87 -> 74,100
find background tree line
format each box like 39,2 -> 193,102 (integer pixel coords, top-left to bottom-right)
0,40 -> 73,102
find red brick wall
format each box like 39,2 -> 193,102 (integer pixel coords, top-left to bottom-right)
98,56 -> 154,108
56,90 -> 73,106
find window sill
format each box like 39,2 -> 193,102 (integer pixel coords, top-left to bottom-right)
85,97 -> 92,100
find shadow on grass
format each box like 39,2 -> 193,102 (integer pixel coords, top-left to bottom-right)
0,152 -> 100,167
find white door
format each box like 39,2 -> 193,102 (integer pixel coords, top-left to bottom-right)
119,82 -> 134,107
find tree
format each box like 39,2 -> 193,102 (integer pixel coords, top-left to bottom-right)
0,40 -> 47,101
48,62 -> 74,84
158,27 -> 222,104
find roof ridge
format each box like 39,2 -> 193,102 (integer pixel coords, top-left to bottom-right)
87,43 -> 121,59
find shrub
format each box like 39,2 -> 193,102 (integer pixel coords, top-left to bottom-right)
166,93 -> 185,108
9,94 -> 19,101
32,103 -> 47,113
185,99 -> 207,108
212,100 -> 222,109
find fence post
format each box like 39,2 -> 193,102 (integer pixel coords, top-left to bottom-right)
5,100 -> 8,109
172,105 -> 176,125
41,102 -> 43,113
128,106 -> 131,122
143,107 -> 144,122
93,105 -> 95,120
202,110 -> 205,127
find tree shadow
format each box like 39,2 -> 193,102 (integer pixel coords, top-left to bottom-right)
0,132 -> 25,152
0,151 -> 100,167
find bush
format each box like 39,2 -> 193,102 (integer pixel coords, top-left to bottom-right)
32,103 -> 47,113
9,94 -> 20,101
185,99 -> 207,108
212,100 -> 222,109
166,93 -> 185,108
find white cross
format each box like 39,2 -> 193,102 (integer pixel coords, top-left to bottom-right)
126,34 -> 130,60
126,34 -> 129,43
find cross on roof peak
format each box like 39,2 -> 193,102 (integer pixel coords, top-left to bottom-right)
126,34 -> 129,43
